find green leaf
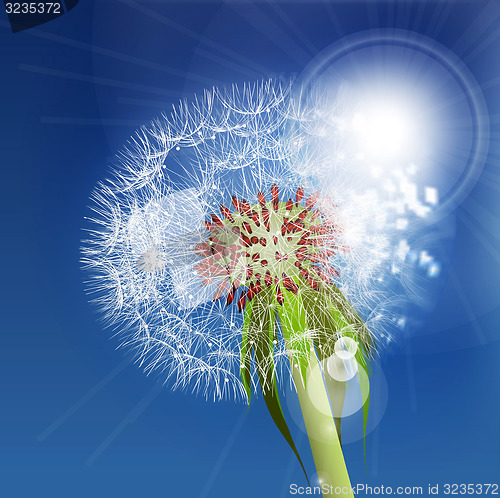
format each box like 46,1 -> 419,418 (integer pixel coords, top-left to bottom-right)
278,289 -> 310,387
304,284 -> 373,467
323,284 -> 374,359
243,287 -> 309,484
241,299 -> 254,404
299,287 -> 339,361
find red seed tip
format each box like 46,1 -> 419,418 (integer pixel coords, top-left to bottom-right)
254,280 -> 262,294
307,277 -> 319,291
271,183 -> 279,200
276,285 -> 284,305
324,265 -> 340,277
282,274 -> 298,294
306,191 -> 320,211
312,266 -> 333,284
212,280 -> 230,301
240,233 -> 252,247
296,186 -> 304,203
231,195 -> 242,212
242,221 -> 252,234
261,206 -> 270,221
299,268 -> 309,281
210,214 -> 224,229
310,224 -> 328,235
220,205 -> 234,222
237,291 -> 247,312
241,199 -> 251,214
276,251 -> 287,262
265,270 -> 272,287
247,283 -> 255,302
194,242 -> 212,257
233,274 -> 242,289
226,287 -> 236,306
249,210 -> 261,226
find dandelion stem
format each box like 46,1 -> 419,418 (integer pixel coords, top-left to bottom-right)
290,350 -> 353,497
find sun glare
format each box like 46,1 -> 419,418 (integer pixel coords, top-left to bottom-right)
350,99 -> 418,162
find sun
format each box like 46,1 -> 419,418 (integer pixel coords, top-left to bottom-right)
350,98 -> 418,162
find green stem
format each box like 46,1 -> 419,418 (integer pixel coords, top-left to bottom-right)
290,351 -> 354,498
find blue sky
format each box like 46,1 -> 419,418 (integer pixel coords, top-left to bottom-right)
1,1 -> 499,497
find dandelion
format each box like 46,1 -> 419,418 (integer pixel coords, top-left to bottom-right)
82,80 -> 436,496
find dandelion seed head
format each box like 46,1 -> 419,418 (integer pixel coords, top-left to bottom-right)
82,80 -> 439,402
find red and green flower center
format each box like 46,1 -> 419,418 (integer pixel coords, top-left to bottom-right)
194,184 -> 343,311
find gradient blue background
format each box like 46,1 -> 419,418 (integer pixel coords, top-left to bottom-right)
1,1 -> 499,497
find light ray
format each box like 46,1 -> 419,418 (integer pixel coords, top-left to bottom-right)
264,0 -> 319,55
461,196 -> 500,241
410,0 -> 430,33
459,210 -> 500,264
195,47 -> 263,79
224,1 -> 312,65
37,359 -> 130,442
19,64 -> 177,97
426,0 -> 455,39
405,339 -> 418,412
454,2 -> 500,60
278,430 -> 306,497
448,267 -> 487,346
117,0 -> 271,75
117,97 -> 178,110
477,168 -> 500,194
41,117 -> 145,126
85,383 -> 163,466
1,21 -> 216,86
198,409 -> 247,498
